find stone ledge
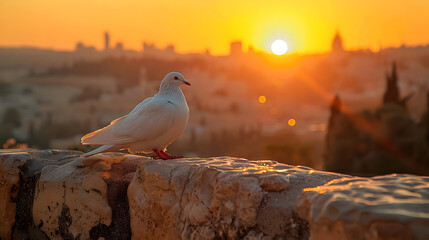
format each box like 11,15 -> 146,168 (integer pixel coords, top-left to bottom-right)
127,157 -> 346,239
0,149 -> 428,240
297,175 -> 429,240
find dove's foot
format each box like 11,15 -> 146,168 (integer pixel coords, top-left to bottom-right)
153,149 -> 183,160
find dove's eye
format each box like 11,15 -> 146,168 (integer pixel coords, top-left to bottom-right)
174,76 -> 179,80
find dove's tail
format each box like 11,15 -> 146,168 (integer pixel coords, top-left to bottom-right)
81,144 -> 116,158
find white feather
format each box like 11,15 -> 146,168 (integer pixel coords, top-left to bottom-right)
81,72 -> 190,157
81,145 -> 116,157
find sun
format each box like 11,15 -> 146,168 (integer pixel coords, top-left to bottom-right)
271,39 -> 288,55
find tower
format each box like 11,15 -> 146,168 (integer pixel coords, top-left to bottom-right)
104,32 -> 110,51
230,41 -> 242,56
331,31 -> 344,53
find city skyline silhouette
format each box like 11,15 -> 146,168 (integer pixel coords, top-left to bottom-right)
1,0 -> 429,54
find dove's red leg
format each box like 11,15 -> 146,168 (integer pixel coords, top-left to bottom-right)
152,149 -> 183,160
152,149 -> 164,159
159,150 -> 181,159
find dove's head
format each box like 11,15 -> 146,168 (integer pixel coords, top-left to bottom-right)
161,72 -> 191,88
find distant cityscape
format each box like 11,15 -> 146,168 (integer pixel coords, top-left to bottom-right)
1,31 -> 429,172
75,31 -> 278,56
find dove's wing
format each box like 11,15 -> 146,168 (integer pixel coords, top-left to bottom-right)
81,98 -> 176,145
102,97 -> 153,126
128,97 -> 152,115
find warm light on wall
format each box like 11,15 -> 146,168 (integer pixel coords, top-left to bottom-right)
259,95 -> 267,103
288,119 -> 296,126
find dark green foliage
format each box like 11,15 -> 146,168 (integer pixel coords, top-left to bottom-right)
40,56 -> 267,99
167,127 -> 318,168
326,63 -> 429,176
0,107 -> 21,144
325,103 -> 429,176
2,107 -> 21,128
383,62 -> 400,106
0,81 -> 12,97
0,127 -> 14,146
25,120 -> 92,149
44,57 -> 213,87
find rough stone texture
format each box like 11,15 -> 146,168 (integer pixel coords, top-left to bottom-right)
1,149 -> 429,240
0,149 -> 80,240
127,157 -> 346,239
297,174 -> 429,240
0,150 -> 27,239
33,152 -> 145,240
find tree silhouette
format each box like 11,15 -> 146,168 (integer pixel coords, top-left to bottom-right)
383,62 -> 400,106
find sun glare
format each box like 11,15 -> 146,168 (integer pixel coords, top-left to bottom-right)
271,40 -> 288,55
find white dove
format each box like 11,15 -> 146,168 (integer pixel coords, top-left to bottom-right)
81,72 -> 191,159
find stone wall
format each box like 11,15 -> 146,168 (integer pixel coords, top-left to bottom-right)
0,149 -> 428,240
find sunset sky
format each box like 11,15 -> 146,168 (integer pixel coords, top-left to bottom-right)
1,0 -> 428,55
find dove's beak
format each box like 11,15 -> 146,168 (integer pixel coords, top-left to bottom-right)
183,80 -> 191,86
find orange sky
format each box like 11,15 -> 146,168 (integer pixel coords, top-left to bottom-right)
0,0 -> 428,55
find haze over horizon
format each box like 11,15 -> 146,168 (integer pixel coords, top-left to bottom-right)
1,0 -> 429,55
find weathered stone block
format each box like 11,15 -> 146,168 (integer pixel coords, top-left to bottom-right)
33,153 -> 145,240
128,157 -> 344,239
1,149 -> 429,240
0,149 -> 80,240
297,174 -> 429,240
